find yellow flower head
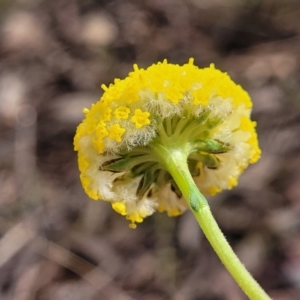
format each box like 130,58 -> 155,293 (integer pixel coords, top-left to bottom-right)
74,59 -> 261,228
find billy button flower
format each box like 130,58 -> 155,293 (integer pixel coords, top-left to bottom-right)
74,59 -> 260,226
74,59 -> 270,300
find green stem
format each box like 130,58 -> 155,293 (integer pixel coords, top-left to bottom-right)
151,144 -> 271,300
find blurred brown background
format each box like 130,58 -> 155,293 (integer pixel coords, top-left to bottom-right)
1,0 -> 300,299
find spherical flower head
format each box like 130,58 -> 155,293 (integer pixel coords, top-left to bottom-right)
74,58 -> 261,228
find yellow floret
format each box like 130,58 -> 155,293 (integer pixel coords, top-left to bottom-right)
96,121 -> 108,138
108,124 -> 126,142
131,109 -> 151,129
114,106 -> 130,120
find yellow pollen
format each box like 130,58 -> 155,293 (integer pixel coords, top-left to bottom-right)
112,202 -> 127,215
126,213 -> 145,228
102,107 -> 112,121
129,223 -> 137,229
133,64 -> 139,72
131,109 -> 151,129
188,57 -> 194,65
101,84 -> 108,91
93,138 -> 105,154
114,106 -> 130,120
96,121 -> 108,138
108,124 -> 126,142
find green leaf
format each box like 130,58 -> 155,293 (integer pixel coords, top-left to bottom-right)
100,157 -> 133,172
203,154 -> 220,169
189,153 -> 220,169
193,139 -> 232,154
136,169 -> 155,197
